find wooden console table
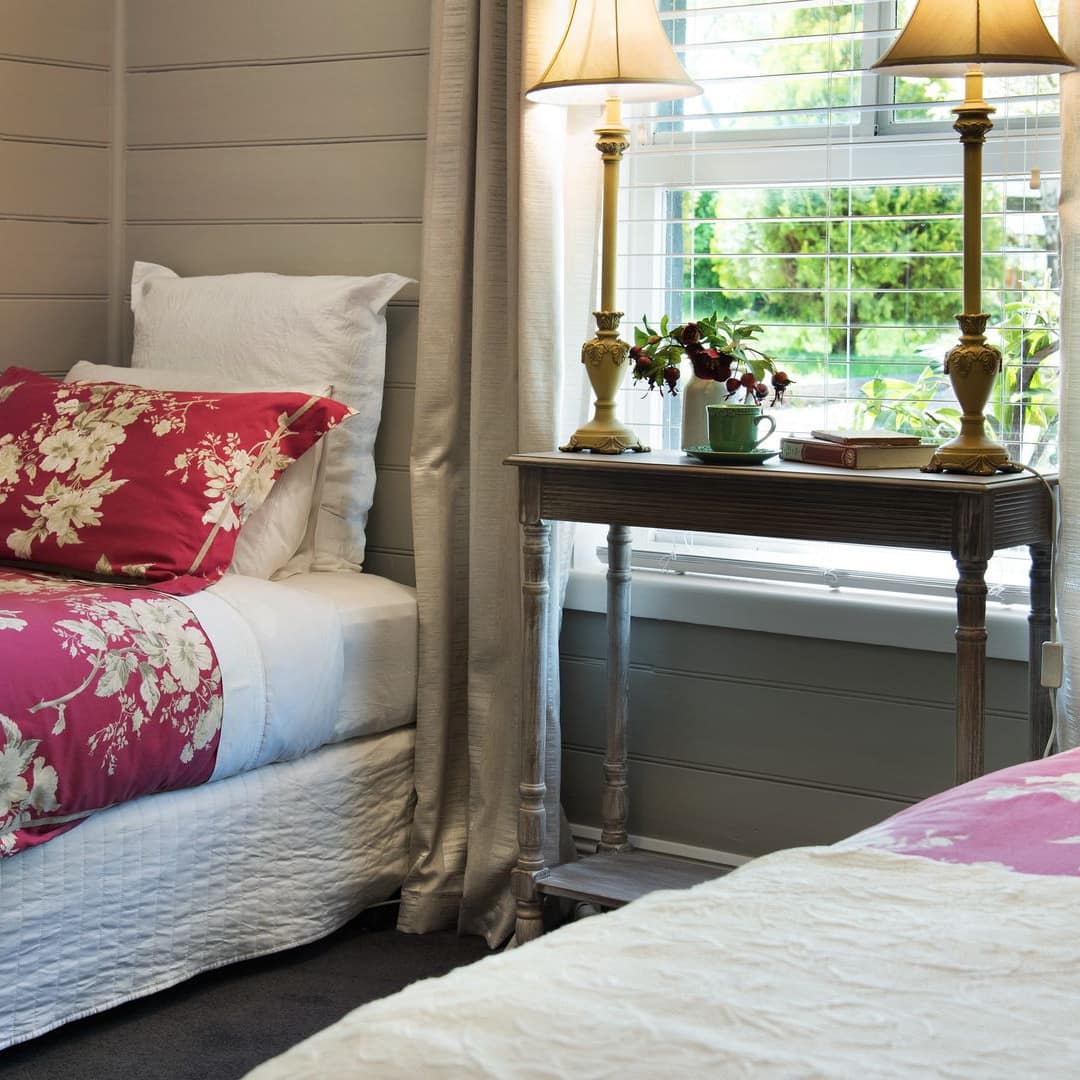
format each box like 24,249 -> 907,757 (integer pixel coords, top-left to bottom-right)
506,450 -> 1056,945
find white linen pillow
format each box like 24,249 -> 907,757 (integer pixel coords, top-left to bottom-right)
130,262 -> 411,572
65,360 -> 331,580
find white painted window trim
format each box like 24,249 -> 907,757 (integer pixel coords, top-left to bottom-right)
564,565 -> 1030,663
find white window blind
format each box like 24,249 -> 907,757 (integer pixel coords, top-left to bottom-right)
615,0 -> 1063,467
592,0 -> 1063,600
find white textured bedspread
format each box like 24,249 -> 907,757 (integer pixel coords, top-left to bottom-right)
248,847 -> 1080,1078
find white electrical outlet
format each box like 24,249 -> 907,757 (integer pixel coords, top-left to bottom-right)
1042,641 -> 1064,689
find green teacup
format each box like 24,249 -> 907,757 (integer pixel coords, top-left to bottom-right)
706,403 -> 776,452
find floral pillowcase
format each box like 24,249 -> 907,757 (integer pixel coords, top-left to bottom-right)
0,367 -> 354,594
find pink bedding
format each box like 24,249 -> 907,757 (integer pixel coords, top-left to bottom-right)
846,748 -> 1080,876
0,567 -> 222,854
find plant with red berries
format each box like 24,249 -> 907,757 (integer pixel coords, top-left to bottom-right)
630,313 -> 785,405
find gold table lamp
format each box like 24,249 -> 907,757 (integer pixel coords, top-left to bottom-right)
527,0 -> 701,453
873,0 -> 1074,475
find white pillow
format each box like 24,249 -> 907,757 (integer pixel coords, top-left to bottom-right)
130,262 -> 411,572
64,360 -> 331,580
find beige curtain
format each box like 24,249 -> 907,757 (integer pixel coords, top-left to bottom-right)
398,0 -> 595,945
1057,0 -> 1080,749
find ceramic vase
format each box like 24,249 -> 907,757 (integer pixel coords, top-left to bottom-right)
680,373 -> 730,450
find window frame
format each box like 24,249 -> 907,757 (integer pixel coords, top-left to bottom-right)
602,0 -> 1063,602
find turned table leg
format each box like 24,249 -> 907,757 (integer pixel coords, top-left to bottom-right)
599,524 -> 632,853
512,474 -> 550,945
1029,541 -> 1053,759
953,553 -> 988,786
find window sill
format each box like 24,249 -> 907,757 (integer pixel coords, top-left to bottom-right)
564,567 -> 1030,663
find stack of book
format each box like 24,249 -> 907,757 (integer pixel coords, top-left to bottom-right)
780,430 -> 937,470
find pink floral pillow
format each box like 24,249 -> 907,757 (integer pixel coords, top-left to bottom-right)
0,367 -> 354,594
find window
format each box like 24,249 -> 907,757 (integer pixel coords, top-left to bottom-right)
598,0 -> 1063,601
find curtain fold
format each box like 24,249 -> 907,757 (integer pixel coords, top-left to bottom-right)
399,0 -> 592,945
1057,0 -> 1079,750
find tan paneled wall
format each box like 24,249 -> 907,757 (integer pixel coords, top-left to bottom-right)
125,0 -> 429,583
0,0 -> 114,374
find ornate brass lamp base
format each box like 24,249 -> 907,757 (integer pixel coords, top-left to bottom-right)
923,444 -> 1022,476
560,310 -> 650,454
560,421 -> 649,454
921,313 -> 1021,476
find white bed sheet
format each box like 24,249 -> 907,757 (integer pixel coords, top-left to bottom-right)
0,727 -> 416,1051
248,847 -> 1080,1079
185,571 -> 417,780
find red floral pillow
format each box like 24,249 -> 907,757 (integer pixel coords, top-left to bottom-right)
0,367 -> 354,594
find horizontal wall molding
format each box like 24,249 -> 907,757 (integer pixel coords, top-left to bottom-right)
560,610 -> 1029,807
0,213 -> 108,224
0,59 -> 110,143
0,54 -> 109,72
0,220 -> 108,295
125,223 -> 422,300
363,548 -> 416,588
125,0 -> 426,581
563,750 -> 908,857
128,135 -> 425,151
1,142 -> 109,219
128,54 -> 427,147
129,49 -> 430,74
561,610 -> 1028,706
559,652 -> 1027,721
127,0 -> 431,69
127,142 -> 425,222
1,0 -> 113,384
0,293 -> 107,301
386,305 -> 418,386
563,741 -> 922,804
126,217 -> 423,226
364,544 -> 415,558
0,134 -> 109,149
373,387 -> 414,470
2,0 -> 113,67
0,299 -> 109,371
365,468 -> 412,555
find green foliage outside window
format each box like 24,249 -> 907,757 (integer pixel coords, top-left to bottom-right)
666,0 -> 1061,466
681,183 -> 1060,467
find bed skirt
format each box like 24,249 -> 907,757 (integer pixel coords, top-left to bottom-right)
0,726 -> 416,1050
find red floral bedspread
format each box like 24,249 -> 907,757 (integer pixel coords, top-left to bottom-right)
0,567 -> 222,854
845,748 -> 1080,876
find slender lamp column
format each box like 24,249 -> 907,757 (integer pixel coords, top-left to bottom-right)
527,0 -> 701,454
873,0 -> 1074,475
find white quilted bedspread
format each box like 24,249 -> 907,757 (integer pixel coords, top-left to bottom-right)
248,847 -> 1080,1078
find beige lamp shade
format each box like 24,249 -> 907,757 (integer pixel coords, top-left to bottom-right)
873,0 -> 1075,77
526,0 -> 702,105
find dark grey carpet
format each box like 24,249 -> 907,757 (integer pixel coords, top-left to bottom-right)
0,904 -> 490,1080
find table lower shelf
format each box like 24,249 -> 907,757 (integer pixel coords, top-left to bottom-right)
536,849 -> 732,908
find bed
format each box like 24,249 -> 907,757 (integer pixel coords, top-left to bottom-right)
245,747 -> 1080,1078
0,264 -> 419,1049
